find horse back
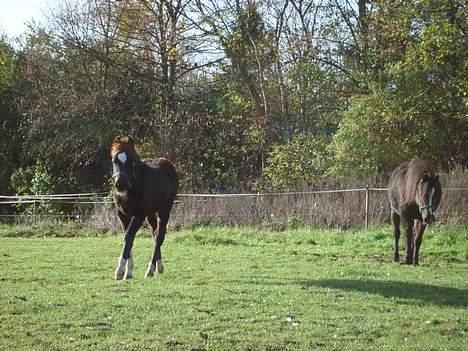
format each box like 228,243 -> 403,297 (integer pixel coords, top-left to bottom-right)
140,158 -> 179,208
388,162 -> 409,212
145,158 -> 178,188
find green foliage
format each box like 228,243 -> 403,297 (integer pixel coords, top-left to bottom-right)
10,160 -> 55,214
11,160 -> 54,196
137,138 -> 159,159
0,36 -> 20,193
329,0 -> 467,177
219,1 -> 275,113
285,62 -> 342,136
259,135 -> 329,190
0,38 -> 15,89
329,94 -> 411,177
0,0 -> 465,193
178,112 -> 264,192
218,89 -> 253,116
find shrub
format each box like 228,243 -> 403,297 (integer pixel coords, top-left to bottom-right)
257,135 -> 329,191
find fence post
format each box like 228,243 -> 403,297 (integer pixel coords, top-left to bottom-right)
365,185 -> 369,229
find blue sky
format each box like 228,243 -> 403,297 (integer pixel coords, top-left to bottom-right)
0,0 -> 58,37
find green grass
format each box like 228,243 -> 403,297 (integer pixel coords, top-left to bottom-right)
0,225 -> 466,350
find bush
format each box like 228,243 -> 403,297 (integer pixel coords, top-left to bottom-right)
256,135 -> 329,190
328,94 -> 410,177
10,160 -> 56,214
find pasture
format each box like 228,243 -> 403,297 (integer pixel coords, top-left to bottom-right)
0,224 -> 466,350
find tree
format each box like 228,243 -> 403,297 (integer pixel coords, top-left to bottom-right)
14,25 -> 122,191
193,0 -> 282,117
0,37 -> 21,193
329,0 -> 467,176
2,0 -> 465,197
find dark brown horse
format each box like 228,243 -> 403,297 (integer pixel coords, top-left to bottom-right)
388,159 -> 441,265
111,135 -> 178,279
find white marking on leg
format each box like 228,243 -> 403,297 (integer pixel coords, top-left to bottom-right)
115,256 -> 126,280
117,152 -> 127,164
145,262 -> 156,278
124,256 -> 134,280
156,259 -> 164,274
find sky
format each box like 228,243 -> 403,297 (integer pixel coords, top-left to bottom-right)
0,0 -> 58,38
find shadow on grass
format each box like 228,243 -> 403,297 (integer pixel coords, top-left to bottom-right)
297,279 -> 467,307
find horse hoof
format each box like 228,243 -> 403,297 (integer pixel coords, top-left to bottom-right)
145,271 -> 154,278
156,260 -> 164,274
115,271 -> 125,280
115,257 -> 127,280
124,273 -> 133,280
145,263 -> 156,278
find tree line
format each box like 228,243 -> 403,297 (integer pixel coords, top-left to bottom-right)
0,0 -> 466,196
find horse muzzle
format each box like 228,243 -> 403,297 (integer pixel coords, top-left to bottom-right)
420,205 -> 434,225
113,172 -> 131,191
422,216 -> 434,225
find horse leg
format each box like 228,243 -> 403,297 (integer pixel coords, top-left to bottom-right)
115,215 -> 145,280
118,210 -> 131,232
391,211 -> 401,262
145,214 -> 158,278
413,220 -> 426,266
146,209 -> 170,278
117,211 -> 134,279
125,252 -> 134,279
402,216 -> 414,265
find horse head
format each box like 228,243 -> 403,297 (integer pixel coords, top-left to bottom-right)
111,135 -> 140,192
415,174 -> 439,225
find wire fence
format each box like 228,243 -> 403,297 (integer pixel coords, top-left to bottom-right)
1,186 -> 467,229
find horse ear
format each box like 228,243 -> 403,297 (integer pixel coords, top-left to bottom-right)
126,135 -> 135,148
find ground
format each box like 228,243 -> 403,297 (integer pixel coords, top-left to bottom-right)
0,224 -> 466,350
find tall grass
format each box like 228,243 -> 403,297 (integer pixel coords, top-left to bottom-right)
1,172 -> 466,229
170,171 -> 467,228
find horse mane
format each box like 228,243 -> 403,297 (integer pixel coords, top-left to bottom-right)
402,159 -> 437,205
111,135 -> 141,159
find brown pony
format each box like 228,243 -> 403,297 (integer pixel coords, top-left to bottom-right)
111,135 -> 178,279
388,159 -> 442,265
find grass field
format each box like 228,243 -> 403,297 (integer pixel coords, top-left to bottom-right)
0,224 -> 466,350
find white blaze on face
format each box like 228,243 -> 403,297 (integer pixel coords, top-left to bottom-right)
428,187 -> 436,215
117,152 -> 127,164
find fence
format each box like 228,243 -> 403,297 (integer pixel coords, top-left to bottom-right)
1,186 -> 467,229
